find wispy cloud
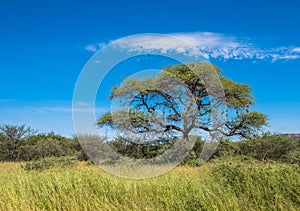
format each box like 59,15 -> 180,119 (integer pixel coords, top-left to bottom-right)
85,45 -> 98,52
85,32 -> 300,62
291,47 -> 300,53
85,43 -> 106,52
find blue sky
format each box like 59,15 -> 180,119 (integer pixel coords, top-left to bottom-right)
0,0 -> 300,136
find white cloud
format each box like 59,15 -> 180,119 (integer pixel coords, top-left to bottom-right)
85,32 -> 300,62
85,43 -> 106,52
292,47 -> 300,52
85,45 -> 97,52
98,42 -> 106,49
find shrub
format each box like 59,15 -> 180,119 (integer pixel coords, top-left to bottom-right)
23,156 -> 77,171
239,134 -> 300,163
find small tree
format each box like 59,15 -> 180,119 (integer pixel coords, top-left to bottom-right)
0,124 -> 36,161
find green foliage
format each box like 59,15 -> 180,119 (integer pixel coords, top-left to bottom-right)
98,62 -> 267,140
214,139 -> 242,158
17,133 -> 81,161
239,134 -> 300,164
98,133 -> 299,166
23,156 -> 77,171
109,136 -> 176,159
97,112 -> 113,128
0,123 -> 298,168
212,134 -> 300,165
0,124 -> 36,161
0,125 -> 86,162
0,124 -> 36,141
221,76 -> 253,108
226,111 -> 268,138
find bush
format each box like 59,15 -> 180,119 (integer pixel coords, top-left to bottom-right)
23,156 -> 77,171
239,134 -> 300,163
209,134 -> 300,165
17,133 -> 83,161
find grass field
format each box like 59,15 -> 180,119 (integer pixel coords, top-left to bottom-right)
0,159 -> 299,211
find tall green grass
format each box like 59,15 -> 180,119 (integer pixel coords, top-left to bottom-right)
0,159 -> 299,210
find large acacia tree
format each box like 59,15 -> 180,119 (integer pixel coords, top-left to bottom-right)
97,62 -> 267,141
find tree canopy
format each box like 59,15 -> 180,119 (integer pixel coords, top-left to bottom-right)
97,62 -> 267,140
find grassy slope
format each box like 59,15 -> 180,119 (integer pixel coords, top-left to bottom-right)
0,160 -> 299,211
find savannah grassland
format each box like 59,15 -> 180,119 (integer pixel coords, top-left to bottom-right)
0,159 -> 299,211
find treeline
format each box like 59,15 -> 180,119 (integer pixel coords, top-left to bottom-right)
0,124 -> 299,166
0,125 -> 88,161
185,134 -> 300,166
109,134 -> 300,166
